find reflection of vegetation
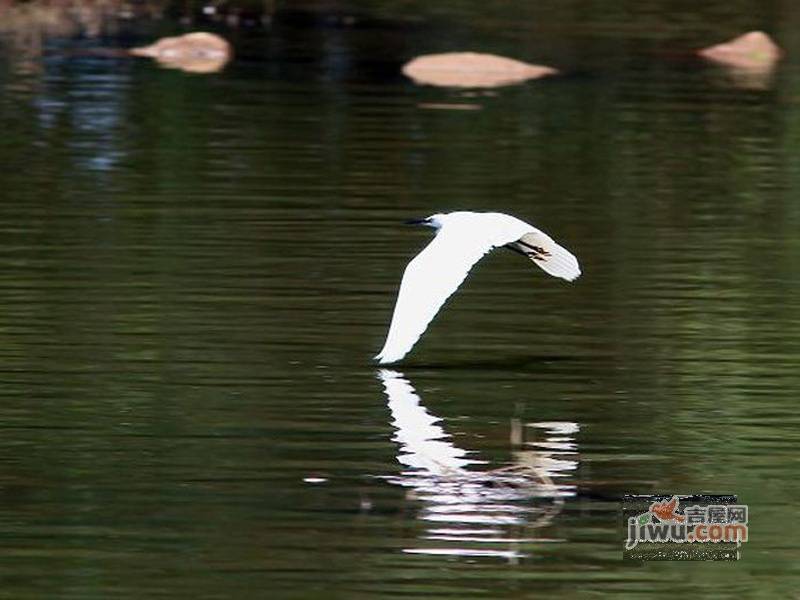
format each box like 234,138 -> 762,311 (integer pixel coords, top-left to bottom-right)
0,0 -> 166,47
0,0 -> 786,48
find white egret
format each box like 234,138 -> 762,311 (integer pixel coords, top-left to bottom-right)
376,211 -> 580,364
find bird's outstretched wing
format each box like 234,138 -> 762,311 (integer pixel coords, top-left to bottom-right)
512,230 -> 581,282
376,230 -> 494,364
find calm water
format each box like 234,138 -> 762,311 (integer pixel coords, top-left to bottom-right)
1,2 -> 800,598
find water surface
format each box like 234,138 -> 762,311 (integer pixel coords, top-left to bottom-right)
1,3 -> 799,598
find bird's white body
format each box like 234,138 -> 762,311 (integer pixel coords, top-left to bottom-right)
376,211 -> 580,364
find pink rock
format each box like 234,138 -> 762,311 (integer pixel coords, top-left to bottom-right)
130,32 -> 232,74
698,31 -> 781,70
402,52 -> 558,88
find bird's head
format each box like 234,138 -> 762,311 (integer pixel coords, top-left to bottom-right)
405,213 -> 445,229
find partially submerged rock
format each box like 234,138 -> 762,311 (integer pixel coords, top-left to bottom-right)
698,31 -> 781,70
130,32 -> 232,74
402,52 -> 557,88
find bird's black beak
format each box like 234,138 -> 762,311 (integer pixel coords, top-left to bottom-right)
404,218 -> 430,226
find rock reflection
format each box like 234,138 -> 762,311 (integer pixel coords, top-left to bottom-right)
712,67 -> 776,91
378,370 -> 578,560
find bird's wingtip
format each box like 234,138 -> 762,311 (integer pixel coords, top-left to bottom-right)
556,258 -> 581,282
375,350 -> 402,365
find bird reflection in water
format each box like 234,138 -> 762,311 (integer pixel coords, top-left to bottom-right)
378,369 -> 579,560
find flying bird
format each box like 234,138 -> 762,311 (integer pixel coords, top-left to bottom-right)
375,211 -> 580,364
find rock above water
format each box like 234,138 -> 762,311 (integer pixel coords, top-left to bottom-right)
130,32 -> 232,74
402,52 -> 558,88
698,31 -> 781,69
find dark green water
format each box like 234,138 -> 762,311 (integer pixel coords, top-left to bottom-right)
1,2 -> 799,598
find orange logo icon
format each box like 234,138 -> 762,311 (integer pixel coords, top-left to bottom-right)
649,496 -> 686,523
